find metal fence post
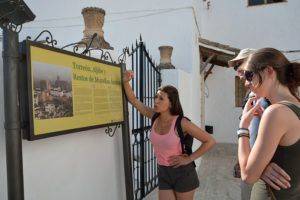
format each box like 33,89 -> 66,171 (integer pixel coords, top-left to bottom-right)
138,42 -> 145,198
2,27 -> 24,200
121,63 -> 134,200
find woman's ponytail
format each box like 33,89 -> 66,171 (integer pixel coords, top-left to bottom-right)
286,62 -> 300,100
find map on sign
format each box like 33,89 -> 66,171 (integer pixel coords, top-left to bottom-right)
25,42 -> 124,140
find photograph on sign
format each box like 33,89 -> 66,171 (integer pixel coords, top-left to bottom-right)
25,41 -> 124,140
33,62 -> 73,119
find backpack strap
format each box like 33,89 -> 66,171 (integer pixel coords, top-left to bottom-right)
175,115 -> 196,167
175,115 -> 185,154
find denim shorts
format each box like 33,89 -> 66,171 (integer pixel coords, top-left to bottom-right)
158,163 -> 200,192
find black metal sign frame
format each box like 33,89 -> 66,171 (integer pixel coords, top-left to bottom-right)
20,40 -> 125,140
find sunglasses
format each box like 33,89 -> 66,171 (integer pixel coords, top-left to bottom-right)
233,62 -> 243,71
238,70 -> 255,82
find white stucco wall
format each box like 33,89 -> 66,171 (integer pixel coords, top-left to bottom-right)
204,68 -> 242,143
199,0 -> 300,52
161,69 -> 192,119
198,0 -> 300,143
22,129 -> 125,200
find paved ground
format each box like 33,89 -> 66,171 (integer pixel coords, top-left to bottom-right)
145,143 -> 241,200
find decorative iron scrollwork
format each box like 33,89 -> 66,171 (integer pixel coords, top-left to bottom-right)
117,47 -> 129,64
26,30 -> 57,47
61,42 -> 89,55
0,16 -> 23,33
84,47 -> 115,63
80,33 -> 97,55
105,124 -> 121,137
100,51 -> 115,63
61,32 -> 128,64
1,22 -> 22,33
79,47 -> 115,63
23,31 -> 147,68
61,33 -> 114,60
0,7 -> 19,31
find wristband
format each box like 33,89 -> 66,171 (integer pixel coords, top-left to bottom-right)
238,128 -> 249,131
237,128 -> 250,138
237,133 -> 250,138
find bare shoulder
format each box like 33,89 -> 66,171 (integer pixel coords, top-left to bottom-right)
264,103 -> 297,119
180,117 -> 204,136
262,104 -> 295,129
180,117 -> 192,127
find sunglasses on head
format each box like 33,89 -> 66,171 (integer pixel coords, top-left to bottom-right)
233,62 -> 243,71
234,65 -> 239,71
238,70 -> 255,82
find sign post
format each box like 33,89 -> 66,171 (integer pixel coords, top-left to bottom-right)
1,1 -> 35,199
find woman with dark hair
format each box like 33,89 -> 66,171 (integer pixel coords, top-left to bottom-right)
237,48 -> 300,199
123,70 -> 215,200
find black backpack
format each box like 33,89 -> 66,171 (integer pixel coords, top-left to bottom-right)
151,113 -> 195,166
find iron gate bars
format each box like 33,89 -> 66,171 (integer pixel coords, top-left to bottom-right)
128,36 -> 161,200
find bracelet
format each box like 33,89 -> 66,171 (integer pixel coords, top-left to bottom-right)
238,128 -> 249,131
237,133 -> 250,138
237,128 -> 250,138
237,129 -> 249,134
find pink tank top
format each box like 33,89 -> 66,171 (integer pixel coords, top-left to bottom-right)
150,116 -> 182,166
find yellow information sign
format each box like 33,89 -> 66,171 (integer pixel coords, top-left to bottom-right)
26,42 -> 124,140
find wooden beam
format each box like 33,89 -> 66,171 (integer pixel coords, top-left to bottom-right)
204,64 -> 215,81
200,54 -> 215,73
200,45 -> 239,67
198,38 -> 240,53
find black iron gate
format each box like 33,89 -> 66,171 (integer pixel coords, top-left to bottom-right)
128,36 -> 161,200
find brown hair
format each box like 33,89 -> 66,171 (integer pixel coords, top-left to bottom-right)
242,48 -> 300,100
158,85 -> 184,116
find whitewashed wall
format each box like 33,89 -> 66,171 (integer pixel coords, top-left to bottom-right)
204,68 -> 242,143
197,0 -> 300,143
23,129 -> 126,200
1,0 -> 203,199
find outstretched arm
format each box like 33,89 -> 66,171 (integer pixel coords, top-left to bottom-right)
123,70 -> 155,119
